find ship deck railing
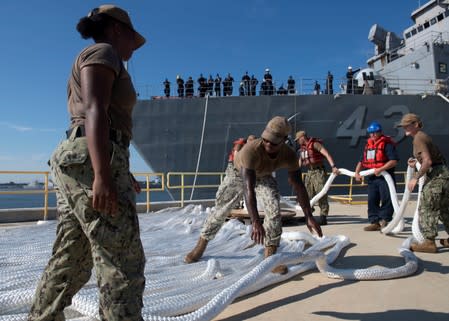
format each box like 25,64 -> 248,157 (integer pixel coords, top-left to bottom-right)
135,75 -> 448,99
1,170 -> 410,222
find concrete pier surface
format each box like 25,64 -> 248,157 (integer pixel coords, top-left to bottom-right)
2,200 -> 448,321
214,200 -> 449,321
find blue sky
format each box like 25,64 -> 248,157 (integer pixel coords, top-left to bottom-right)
0,0 -> 421,182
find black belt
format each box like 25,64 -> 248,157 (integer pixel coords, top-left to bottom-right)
66,126 -> 130,147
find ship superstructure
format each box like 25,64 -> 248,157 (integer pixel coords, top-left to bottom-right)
131,0 -> 449,199
364,0 -> 449,94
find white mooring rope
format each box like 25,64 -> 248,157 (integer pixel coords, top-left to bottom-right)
0,166 -> 423,321
286,165 -> 426,241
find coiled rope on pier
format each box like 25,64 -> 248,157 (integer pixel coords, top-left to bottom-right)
0,198 -> 419,321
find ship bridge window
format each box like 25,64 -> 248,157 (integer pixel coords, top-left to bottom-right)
424,21 -> 430,28
417,25 -> 423,32
437,13 -> 444,21
430,17 -> 437,25
411,28 -> 417,36
405,32 -> 411,39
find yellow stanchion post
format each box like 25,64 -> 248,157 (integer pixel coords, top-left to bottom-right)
43,173 -> 49,220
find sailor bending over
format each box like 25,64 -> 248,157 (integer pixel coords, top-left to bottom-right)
185,116 -> 322,274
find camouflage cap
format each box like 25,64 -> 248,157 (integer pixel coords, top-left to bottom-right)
261,116 -> 291,144
396,113 -> 421,127
88,4 -> 146,50
294,130 -> 306,141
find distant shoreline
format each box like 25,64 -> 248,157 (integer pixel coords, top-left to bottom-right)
0,191 -> 169,210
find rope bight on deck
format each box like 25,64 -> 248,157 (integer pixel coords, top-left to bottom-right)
0,167 -> 422,321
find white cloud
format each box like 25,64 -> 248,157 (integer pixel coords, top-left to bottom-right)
0,121 -> 60,133
0,121 -> 32,132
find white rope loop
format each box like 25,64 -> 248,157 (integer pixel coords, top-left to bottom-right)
288,165 -> 425,242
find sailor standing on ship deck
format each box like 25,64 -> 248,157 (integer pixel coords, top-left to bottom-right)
287,75 -> 295,95
214,73 -> 222,96
163,78 -> 170,98
176,75 -> 184,97
346,66 -> 360,94
184,116 -> 323,275
325,71 -> 333,94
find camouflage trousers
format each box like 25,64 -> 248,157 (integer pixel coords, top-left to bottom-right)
419,165 -> 449,240
28,135 -> 145,321
225,162 -> 244,208
304,167 -> 329,216
201,167 -> 282,247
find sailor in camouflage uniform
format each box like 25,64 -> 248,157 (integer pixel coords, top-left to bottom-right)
295,131 -> 339,225
185,116 -> 323,275
28,5 -> 146,321
397,113 -> 449,253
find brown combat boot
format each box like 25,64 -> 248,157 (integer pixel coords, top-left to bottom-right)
363,222 -> 381,231
185,237 -> 208,263
264,245 -> 288,275
440,238 -> 449,247
410,239 -> 437,253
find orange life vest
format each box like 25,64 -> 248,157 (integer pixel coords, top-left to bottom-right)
361,135 -> 395,169
299,138 -> 324,166
228,138 -> 246,163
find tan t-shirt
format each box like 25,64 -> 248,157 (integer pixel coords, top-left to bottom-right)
67,43 -> 137,139
234,138 -> 300,177
413,130 -> 446,165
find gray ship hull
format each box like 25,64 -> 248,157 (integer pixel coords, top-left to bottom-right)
132,95 -> 449,198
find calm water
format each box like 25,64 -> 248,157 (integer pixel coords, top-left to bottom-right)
0,191 -> 171,209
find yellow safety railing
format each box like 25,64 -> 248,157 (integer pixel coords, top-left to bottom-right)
132,172 -> 165,213
329,175 -> 368,204
0,171 -> 166,220
328,171 -> 408,204
166,172 -> 226,207
0,171 -> 53,220
0,170 -> 409,220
